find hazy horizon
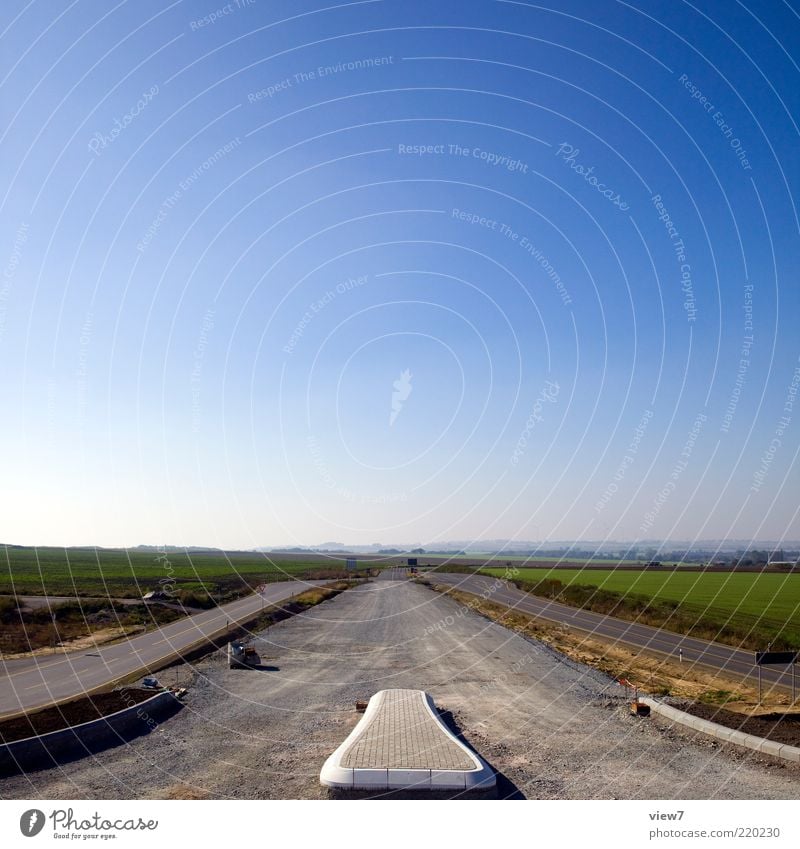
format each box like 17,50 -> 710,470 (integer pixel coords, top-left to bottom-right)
5,537 -> 800,554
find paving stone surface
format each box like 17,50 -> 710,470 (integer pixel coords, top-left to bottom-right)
340,689 -> 474,770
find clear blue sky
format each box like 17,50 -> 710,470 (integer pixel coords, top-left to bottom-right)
1,0 -> 798,549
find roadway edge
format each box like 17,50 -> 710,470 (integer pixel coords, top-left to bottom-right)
641,697 -> 800,763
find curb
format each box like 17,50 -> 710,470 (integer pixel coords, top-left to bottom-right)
0,690 -> 184,775
641,697 -> 800,763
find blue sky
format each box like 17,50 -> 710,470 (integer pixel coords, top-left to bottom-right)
1,0 -> 799,548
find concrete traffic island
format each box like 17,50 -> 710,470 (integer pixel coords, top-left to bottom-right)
320,689 -> 495,792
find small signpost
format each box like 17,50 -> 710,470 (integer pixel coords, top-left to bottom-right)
754,650 -> 798,705
345,558 -> 357,570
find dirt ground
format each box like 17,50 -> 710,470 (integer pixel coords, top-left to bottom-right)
0,689 -> 157,743
1,579 -> 798,800
672,703 -> 800,748
0,625 -> 147,661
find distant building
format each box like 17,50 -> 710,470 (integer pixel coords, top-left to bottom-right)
768,561 -> 799,572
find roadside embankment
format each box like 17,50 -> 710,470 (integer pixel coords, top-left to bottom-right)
0,689 -> 184,775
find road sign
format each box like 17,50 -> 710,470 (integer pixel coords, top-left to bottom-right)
754,650 -> 798,706
345,558 -> 357,570
754,651 -> 798,666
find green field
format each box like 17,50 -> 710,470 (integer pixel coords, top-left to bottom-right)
482,567 -> 800,648
424,553 -> 682,566
422,552 -> 618,562
0,546 -> 371,603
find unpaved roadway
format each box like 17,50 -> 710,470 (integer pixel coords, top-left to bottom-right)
2,579 -> 797,799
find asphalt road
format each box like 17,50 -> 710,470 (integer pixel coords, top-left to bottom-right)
429,572 -> 799,695
4,578 -> 796,799
0,580 -> 324,719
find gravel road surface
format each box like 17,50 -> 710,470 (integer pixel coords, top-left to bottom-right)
2,579 -> 797,800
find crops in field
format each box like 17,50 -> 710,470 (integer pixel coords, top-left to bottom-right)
0,546 -> 371,602
427,554 -> 678,565
482,567 -> 800,650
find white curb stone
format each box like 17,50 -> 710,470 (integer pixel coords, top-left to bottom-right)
641,697 -> 800,763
